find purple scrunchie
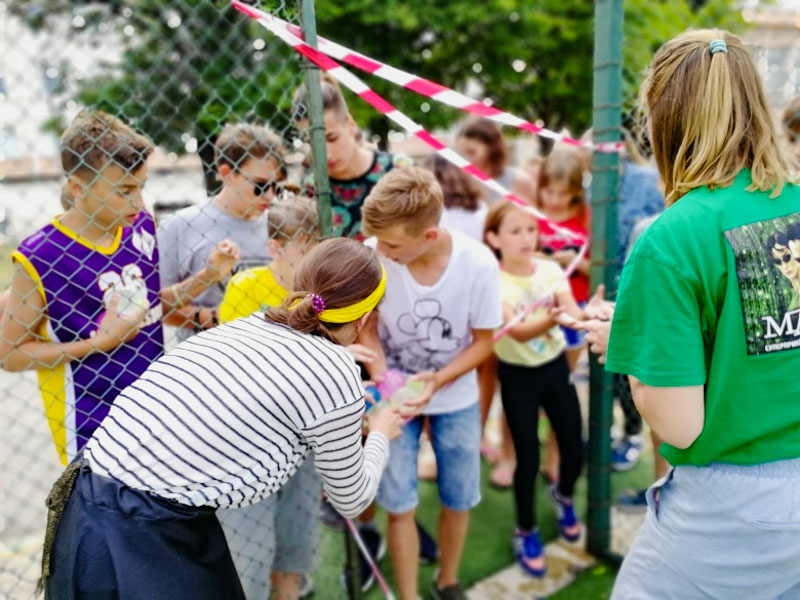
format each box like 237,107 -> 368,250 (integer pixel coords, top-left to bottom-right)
309,293 -> 326,315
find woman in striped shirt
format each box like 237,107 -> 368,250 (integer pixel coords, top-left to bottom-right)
39,238 -> 403,600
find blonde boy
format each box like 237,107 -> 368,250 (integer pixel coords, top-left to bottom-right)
360,166 -> 501,600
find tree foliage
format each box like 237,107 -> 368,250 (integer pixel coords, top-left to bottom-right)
12,0 -> 747,173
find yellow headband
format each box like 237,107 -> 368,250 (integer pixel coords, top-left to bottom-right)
297,264 -> 387,324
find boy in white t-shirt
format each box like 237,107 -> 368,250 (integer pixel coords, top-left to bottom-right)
360,166 -> 502,600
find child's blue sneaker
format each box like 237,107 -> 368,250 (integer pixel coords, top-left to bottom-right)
549,484 -> 582,542
610,435 -> 643,472
512,529 -> 546,578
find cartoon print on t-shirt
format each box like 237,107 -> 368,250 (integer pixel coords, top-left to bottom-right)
725,214 -> 800,355
96,264 -> 159,331
382,298 -> 467,372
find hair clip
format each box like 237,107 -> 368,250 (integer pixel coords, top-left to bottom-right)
309,293 -> 326,315
709,40 -> 727,55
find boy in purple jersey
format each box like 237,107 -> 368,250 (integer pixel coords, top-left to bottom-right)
0,110 -> 236,464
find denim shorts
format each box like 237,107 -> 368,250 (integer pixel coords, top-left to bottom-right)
377,402 -> 481,514
612,458 -> 800,600
219,456 -> 321,598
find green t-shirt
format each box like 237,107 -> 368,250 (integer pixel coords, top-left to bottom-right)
606,170 -> 800,467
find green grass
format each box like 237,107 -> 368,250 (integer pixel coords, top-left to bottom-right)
313,449 -> 654,599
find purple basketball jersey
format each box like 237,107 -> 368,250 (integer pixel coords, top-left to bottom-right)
14,211 -> 164,463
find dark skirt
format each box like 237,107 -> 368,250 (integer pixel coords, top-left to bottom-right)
45,464 -> 244,600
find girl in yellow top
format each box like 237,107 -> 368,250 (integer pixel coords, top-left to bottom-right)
484,201 -> 590,579
217,194 -> 323,600
219,194 -> 320,323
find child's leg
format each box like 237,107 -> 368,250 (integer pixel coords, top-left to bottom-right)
438,507 -> 470,587
387,509 -> 419,600
498,361 -> 543,531
377,417 -> 424,600
272,457 -> 322,600
218,494 -> 278,598
540,355 -> 584,497
429,403 -> 481,588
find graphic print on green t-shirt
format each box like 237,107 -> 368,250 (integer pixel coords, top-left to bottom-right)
724,213 -> 800,355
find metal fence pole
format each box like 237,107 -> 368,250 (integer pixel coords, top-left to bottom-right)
300,0 -> 333,238
587,0 -> 623,558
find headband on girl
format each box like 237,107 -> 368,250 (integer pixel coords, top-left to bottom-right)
295,264 -> 387,324
709,40 -> 727,55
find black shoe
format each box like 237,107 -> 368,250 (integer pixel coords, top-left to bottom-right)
416,520 -> 439,565
431,582 -> 467,600
319,497 -> 346,531
341,524 -> 386,593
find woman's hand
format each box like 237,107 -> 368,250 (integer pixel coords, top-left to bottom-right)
366,407 -> 404,441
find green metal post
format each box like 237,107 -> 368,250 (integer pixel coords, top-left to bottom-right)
300,0 -> 333,237
588,0 -> 623,558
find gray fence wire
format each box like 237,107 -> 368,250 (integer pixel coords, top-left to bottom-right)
0,2 -> 365,598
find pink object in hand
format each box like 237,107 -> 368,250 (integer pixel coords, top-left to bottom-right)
377,369 -> 407,402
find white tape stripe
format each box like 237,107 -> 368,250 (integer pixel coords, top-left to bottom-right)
374,65 -> 417,87
386,111 -> 422,133
488,112 -> 528,128
430,90 -> 475,108
437,148 -> 470,168
334,68 -> 370,94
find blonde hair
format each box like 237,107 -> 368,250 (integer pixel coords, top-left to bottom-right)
640,29 -> 791,205
267,194 -> 321,243
362,166 -> 443,236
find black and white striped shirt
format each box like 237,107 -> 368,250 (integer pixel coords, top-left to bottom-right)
85,315 -> 389,517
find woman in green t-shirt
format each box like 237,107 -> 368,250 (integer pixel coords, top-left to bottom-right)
600,29 -> 800,598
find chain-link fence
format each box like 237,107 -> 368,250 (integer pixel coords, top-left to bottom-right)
0,0 -> 675,598
0,2 -> 374,598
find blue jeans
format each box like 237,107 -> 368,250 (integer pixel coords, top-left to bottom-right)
613,458 -> 800,599
377,403 -> 481,514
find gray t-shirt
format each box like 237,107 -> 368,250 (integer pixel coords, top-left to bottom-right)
158,200 -> 270,342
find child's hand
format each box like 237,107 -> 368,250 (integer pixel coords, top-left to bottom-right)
365,407 -> 404,441
585,284 -> 615,320
94,295 -> 148,352
401,371 -> 441,417
206,239 -> 240,281
346,343 -> 378,364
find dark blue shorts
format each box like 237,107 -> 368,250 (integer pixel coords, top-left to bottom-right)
45,465 -> 244,600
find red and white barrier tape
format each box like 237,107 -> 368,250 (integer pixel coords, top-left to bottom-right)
265,13 -> 622,154
492,243 -> 588,342
232,1 -> 586,243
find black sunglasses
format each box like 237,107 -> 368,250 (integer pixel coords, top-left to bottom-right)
772,252 -> 793,265
253,181 -> 279,197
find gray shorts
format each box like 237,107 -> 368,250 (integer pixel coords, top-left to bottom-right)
613,458 -> 800,600
219,457 -> 322,599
